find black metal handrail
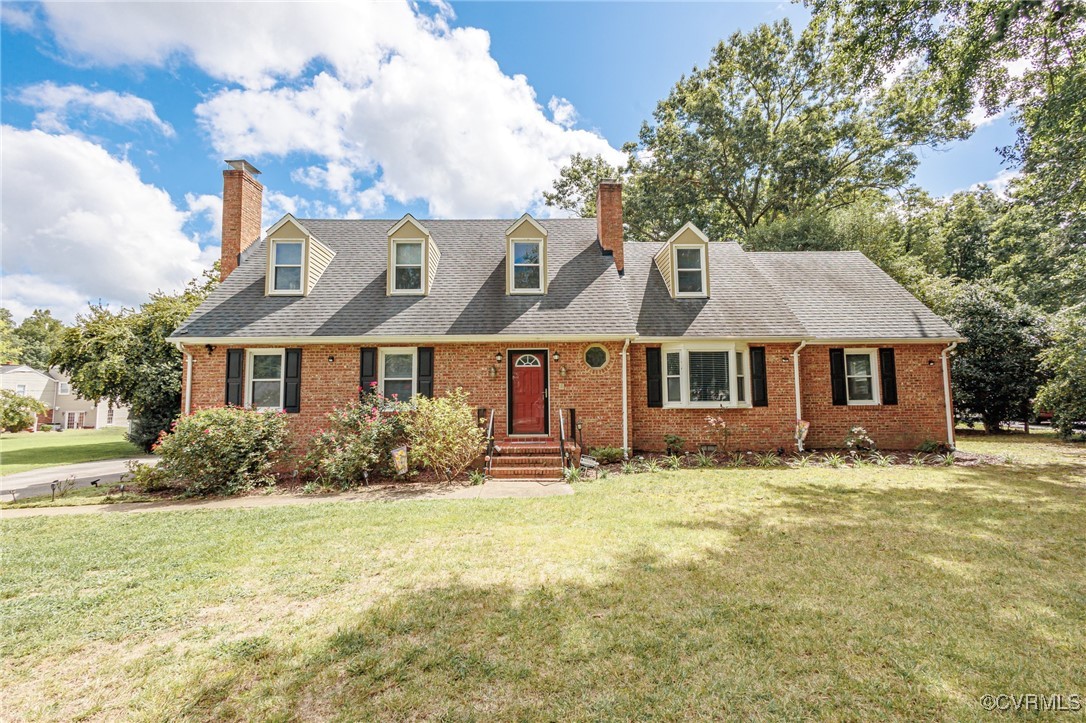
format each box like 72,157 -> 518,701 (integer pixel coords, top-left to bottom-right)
558,409 -> 568,470
484,409 -> 496,477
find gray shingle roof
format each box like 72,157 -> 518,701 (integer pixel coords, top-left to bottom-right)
173,219 -> 636,339
172,218 -> 960,342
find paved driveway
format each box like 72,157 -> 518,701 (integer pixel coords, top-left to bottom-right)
0,457 -> 155,501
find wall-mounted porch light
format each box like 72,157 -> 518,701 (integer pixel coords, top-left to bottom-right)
328,354 -> 335,364
552,351 -> 561,362
205,344 -> 216,356
495,351 -> 503,364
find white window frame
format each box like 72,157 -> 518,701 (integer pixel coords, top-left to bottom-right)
390,238 -> 426,295
16,384 -> 27,396
672,244 -> 707,297
378,347 -> 417,402
269,239 -> 306,296
844,348 -> 880,406
58,382 -> 71,395
246,348 -> 286,411
661,342 -> 751,409
510,238 -> 544,294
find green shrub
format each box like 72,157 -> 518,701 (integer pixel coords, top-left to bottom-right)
663,434 -> 685,454
405,388 -> 486,482
153,407 -> 289,496
123,460 -> 172,493
0,390 -> 47,433
695,451 -> 717,468
469,470 -> 486,486
663,454 -> 683,470
917,439 -> 944,453
844,425 -> 876,451
307,390 -> 410,487
590,446 -> 625,464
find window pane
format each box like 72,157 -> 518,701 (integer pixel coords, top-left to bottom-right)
395,266 -> 422,290
514,242 -> 540,265
688,351 -> 730,402
848,377 -> 873,401
395,242 -> 423,265
585,346 -> 607,368
275,242 -> 303,265
736,352 -> 745,402
677,269 -> 703,294
251,380 -> 280,408
666,352 -> 681,376
846,354 -> 871,377
383,352 -> 413,379
676,248 -> 702,270
384,379 -> 413,401
252,354 -> 282,379
274,266 -> 302,291
514,266 -> 541,289
667,377 -> 682,403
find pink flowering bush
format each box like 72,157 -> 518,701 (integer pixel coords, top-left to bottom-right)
153,407 -> 289,496
306,389 -> 411,487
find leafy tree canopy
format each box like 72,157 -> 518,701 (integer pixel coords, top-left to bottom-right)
14,309 -> 66,372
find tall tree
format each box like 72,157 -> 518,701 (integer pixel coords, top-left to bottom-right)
0,309 -> 22,365
52,269 -> 218,450
14,309 -> 65,372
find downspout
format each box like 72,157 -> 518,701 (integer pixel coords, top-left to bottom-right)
941,342 -> 959,449
621,337 -> 631,460
178,343 -> 193,416
792,340 -> 808,450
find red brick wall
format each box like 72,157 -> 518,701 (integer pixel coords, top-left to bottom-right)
629,343 -> 799,452
799,344 -> 950,450
182,341 -> 627,450
220,169 -> 263,280
181,340 -> 952,454
596,181 -> 624,272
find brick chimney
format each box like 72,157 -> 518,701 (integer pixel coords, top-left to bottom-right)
220,159 -> 263,281
596,179 -> 624,273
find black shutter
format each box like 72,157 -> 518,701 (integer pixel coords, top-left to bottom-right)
646,347 -> 663,408
225,349 -> 244,406
879,348 -> 898,405
284,348 -> 302,413
829,348 -> 847,406
750,346 -> 768,407
360,347 -> 377,399
417,347 -> 434,398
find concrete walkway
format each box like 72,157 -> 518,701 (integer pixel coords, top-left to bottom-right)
0,457 -> 156,501
0,478 -> 573,519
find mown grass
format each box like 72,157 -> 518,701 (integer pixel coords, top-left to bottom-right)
0,427 -> 142,475
2,434 -> 1083,720
0,485 -> 153,509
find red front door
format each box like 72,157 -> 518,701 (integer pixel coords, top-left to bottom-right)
510,351 -> 547,434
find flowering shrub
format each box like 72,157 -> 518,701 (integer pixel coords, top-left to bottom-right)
306,388 -> 410,487
153,407 -> 289,496
405,388 -> 486,482
843,425 -> 876,452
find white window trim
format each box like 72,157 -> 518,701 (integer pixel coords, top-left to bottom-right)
378,347 -> 417,402
510,238 -> 545,294
672,244 -> 707,298
246,348 -> 286,411
844,348 -> 881,406
15,384 -> 27,396
661,342 -> 751,409
390,238 -> 426,295
269,239 -> 306,296
58,382 -> 71,395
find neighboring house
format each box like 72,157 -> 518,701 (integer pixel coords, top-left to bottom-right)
170,161 -> 962,477
0,365 -> 130,430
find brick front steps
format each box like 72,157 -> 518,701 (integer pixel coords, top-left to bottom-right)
489,438 -> 577,481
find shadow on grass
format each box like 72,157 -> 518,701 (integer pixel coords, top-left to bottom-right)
172,466 -> 1086,720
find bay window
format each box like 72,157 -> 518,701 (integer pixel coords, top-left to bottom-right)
661,343 -> 749,408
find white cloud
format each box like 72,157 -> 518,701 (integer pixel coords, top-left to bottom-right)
548,96 -> 578,129
14,81 -> 175,136
184,193 -> 222,244
966,105 -> 1006,129
970,168 -> 1020,198
34,1 -> 623,218
0,3 -> 37,32
0,126 -> 216,323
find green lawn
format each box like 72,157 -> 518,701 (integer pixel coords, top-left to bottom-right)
2,434 -> 1084,721
0,427 -> 143,475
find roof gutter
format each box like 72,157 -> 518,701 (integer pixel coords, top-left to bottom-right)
165,333 -> 638,346
941,341 -> 959,449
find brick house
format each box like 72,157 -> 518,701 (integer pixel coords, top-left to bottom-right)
170,160 -> 962,476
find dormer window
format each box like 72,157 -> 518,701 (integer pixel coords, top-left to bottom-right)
272,240 -> 304,292
675,246 -> 705,295
512,240 -> 543,292
264,215 -> 335,297
654,222 -> 710,299
392,240 -> 424,292
387,214 -> 439,296
505,213 -> 548,295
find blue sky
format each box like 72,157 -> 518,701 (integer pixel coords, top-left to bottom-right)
1,1 -> 1016,322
